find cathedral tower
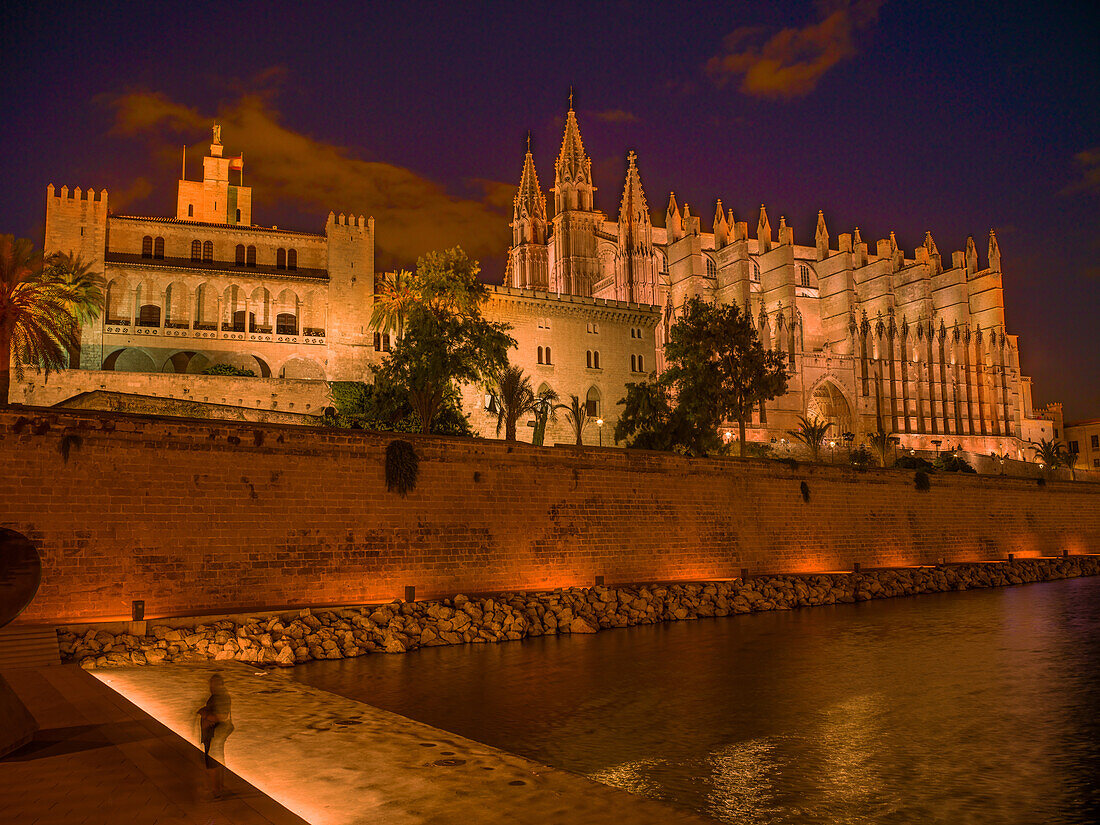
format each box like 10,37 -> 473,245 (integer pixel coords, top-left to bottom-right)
550,99 -> 602,296
613,151 -> 658,304
507,140 -> 549,289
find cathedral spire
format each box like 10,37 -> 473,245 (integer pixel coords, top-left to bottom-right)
617,150 -> 651,247
511,142 -> 547,244
666,191 -> 683,241
615,151 -> 658,303
713,199 -> 728,249
757,205 -> 772,253
552,97 -> 595,213
815,210 -> 829,260
923,230 -> 938,257
988,229 -> 1001,272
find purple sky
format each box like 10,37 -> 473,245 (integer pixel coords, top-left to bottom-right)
2,1 -> 1097,418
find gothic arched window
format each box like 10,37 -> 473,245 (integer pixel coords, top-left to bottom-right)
585,387 -> 601,418
190,240 -> 201,261
752,260 -> 761,282
799,264 -> 813,288
706,256 -> 717,278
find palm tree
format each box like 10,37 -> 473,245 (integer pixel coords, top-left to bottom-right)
868,427 -> 895,468
1029,438 -> 1064,475
0,235 -> 78,405
787,415 -> 832,462
1062,445 -> 1079,481
557,394 -> 590,446
489,365 -> 559,442
40,251 -> 105,368
370,269 -> 416,340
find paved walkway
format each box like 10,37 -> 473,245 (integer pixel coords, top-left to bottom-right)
0,665 -> 309,825
88,662 -> 715,824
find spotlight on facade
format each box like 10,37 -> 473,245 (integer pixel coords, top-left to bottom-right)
596,417 -> 604,446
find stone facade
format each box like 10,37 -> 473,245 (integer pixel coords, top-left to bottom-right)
506,103 -> 1055,457
1065,417 -> 1100,471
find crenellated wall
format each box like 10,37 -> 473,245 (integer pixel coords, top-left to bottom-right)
3,407 -> 1097,625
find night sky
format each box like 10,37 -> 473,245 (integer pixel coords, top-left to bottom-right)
2,1 -> 1097,418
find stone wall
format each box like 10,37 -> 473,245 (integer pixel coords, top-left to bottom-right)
3,406 -> 1099,624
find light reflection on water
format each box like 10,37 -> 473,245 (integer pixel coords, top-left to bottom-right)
293,577 -> 1100,824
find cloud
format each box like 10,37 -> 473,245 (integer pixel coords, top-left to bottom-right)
104,89 -> 512,269
706,1 -> 884,99
592,109 -> 640,124
1061,147 -> 1100,196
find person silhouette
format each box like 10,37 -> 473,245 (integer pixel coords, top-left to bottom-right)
197,673 -> 234,797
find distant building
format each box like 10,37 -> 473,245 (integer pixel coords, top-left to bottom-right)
1065,418 -> 1100,470
506,102 -> 1055,457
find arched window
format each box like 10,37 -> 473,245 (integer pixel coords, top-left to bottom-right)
586,350 -> 592,369
141,236 -> 152,258
752,261 -> 761,282
235,244 -> 246,266
799,264 -> 812,287
585,387 -> 601,418
277,248 -> 286,269
190,240 -> 201,262
631,354 -> 637,372
138,304 -> 160,327
235,208 -> 242,223
187,204 -> 194,218
287,249 -> 297,270
154,237 -> 164,259
202,241 -> 213,262
246,245 -> 256,267
276,313 -> 298,335
706,256 -> 717,278
638,354 -> 644,372
593,351 -> 601,369
537,346 -> 544,364
545,346 -> 551,364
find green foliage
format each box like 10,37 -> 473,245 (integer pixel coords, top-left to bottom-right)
896,455 -> 935,472
488,365 -> 558,442
850,445 -> 874,470
933,451 -> 976,473
202,363 -> 256,377
1028,438 -> 1073,478
384,440 -> 419,496
328,377 -> 471,436
868,427 -> 895,468
615,298 -> 787,457
373,248 -> 513,434
557,394 -> 590,446
1,234 -> 80,404
786,415 -> 832,462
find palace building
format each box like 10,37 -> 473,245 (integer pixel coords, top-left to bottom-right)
26,111 -> 1054,454
505,103 -> 1055,454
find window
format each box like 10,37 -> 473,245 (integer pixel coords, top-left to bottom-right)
587,322 -> 599,334
276,313 -> 298,335
235,244 -> 246,266
247,245 -> 256,267
638,354 -> 644,372
154,237 -> 164,259
799,264 -> 812,287
1093,435 -> 1099,450
235,208 -> 241,223
141,236 -> 152,258
202,241 -> 213,262
1094,458 -> 1100,468
137,304 -> 160,327
631,354 -> 636,372
588,350 -> 600,369
190,240 -> 201,261
585,387 -> 601,418
287,249 -> 297,270
373,332 -> 392,352
187,204 -> 194,217
538,317 -> 550,330
537,346 -> 544,364
706,256 -> 717,278
752,261 -> 760,282
544,346 -> 551,364
277,248 -> 287,269
1069,441 -> 1079,454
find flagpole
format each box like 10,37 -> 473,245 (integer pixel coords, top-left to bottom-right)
181,145 -> 186,180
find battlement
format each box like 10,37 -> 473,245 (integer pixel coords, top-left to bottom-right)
325,212 -> 374,234
47,184 -> 108,210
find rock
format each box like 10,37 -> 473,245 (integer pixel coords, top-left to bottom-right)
145,649 -> 167,664
569,617 -> 599,634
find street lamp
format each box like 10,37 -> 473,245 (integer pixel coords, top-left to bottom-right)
597,418 -> 604,447
829,440 -> 836,463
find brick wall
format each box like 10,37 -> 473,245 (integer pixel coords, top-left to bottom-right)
3,406 -> 1098,624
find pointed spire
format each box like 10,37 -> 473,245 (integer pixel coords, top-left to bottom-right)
923,230 -> 938,256
553,98 -> 595,213
988,229 -> 1001,272
618,150 -> 651,249
778,215 -> 792,245
815,210 -> 829,260
757,205 -> 772,253
853,226 -> 863,246
965,234 -> 978,274
713,199 -> 728,249
666,191 -> 683,241
512,140 -> 547,245
889,230 -> 898,252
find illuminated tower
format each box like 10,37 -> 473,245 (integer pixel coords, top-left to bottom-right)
507,140 -> 549,289
550,98 -> 601,296
613,151 -> 658,304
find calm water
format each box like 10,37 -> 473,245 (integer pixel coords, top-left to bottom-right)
293,578 -> 1100,824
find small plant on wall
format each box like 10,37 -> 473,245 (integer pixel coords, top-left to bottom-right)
385,439 -> 419,496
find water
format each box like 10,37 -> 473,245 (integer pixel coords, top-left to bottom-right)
292,577 -> 1100,824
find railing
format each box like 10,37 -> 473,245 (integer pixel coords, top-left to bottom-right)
303,327 -> 326,337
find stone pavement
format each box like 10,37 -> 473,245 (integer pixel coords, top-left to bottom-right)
89,661 -> 716,825
0,664 -> 309,825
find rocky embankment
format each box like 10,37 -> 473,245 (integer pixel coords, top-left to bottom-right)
61,557 -> 1099,669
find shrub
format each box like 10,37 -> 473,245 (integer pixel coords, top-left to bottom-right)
850,446 -> 874,470
385,439 -> 419,496
896,455 -> 935,472
202,363 -> 256,377
934,451 -> 976,473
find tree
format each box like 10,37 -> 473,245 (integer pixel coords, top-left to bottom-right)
1062,445 -> 1079,481
868,427 -> 895,468
373,248 -> 513,434
661,297 -> 789,457
328,376 -> 471,435
489,365 -> 558,442
615,379 -> 679,451
0,235 -> 78,405
557,394 -> 590,446
1029,438 -> 1064,475
370,269 -> 415,340
787,415 -> 832,462
40,251 -> 104,368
